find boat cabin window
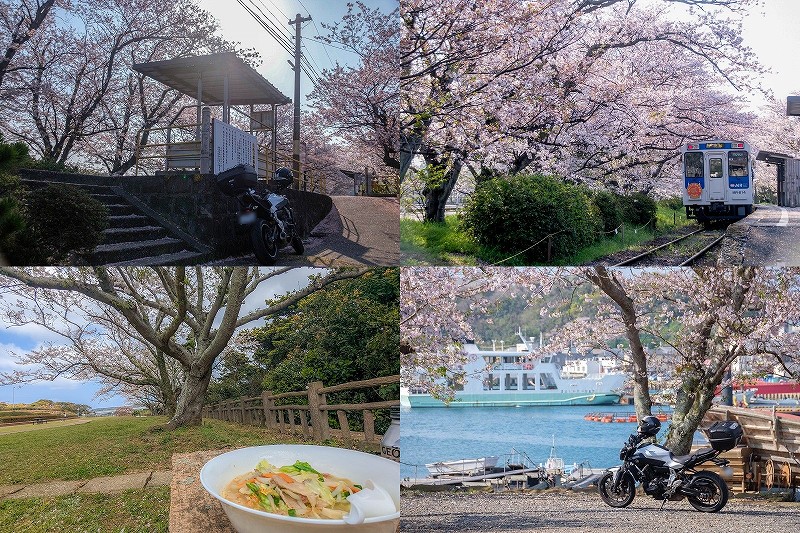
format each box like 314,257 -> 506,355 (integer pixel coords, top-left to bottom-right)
522,373 -> 535,390
503,356 -> 517,364
448,378 -> 464,392
539,372 -> 558,390
484,373 -> 500,390
504,374 -> 518,390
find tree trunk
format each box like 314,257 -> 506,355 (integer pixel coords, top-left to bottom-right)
587,267 -> 653,421
422,160 -> 461,222
666,376 -> 714,455
166,365 -> 212,429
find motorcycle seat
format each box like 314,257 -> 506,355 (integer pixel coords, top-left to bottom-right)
673,447 -> 715,465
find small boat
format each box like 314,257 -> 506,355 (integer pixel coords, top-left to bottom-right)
425,456 -> 499,477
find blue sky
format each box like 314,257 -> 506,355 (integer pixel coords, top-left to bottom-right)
0,267 -> 323,410
199,0 -> 398,107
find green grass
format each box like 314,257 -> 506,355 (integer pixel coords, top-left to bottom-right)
401,205 -> 694,266
0,416 -> 319,484
400,215 -> 481,265
0,487 -> 169,533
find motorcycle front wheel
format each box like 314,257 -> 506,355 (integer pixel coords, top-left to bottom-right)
686,471 -> 728,513
251,219 -> 278,265
598,471 -> 635,508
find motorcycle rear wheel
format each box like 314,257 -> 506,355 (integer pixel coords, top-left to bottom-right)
687,471 -> 728,513
598,471 -> 635,508
251,219 -> 278,265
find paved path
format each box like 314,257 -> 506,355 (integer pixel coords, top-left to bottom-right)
0,470 -> 172,500
402,490 -> 800,532
214,196 -> 399,266
0,417 -> 93,436
718,204 -> 800,266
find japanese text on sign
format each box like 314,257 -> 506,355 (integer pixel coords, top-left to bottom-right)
213,120 -> 259,175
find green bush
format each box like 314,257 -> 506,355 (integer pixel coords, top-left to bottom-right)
460,174 -> 602,262
591,190 -> 624,233
619,192 -> 657,226
9,184 -> 109,264
0,133 -> 30,172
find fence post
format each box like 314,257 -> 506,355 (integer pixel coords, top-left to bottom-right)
239,397 -> 246,425
363,410 -> 375,442
307,381 -> 327,441
337,410 -> 352,445
262,391 -> 274,429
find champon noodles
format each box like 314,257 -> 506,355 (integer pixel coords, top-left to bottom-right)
222,460 -> 363,519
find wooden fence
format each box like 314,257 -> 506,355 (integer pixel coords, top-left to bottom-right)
202,375 -> 399,445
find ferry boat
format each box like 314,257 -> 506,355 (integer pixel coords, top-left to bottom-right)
407,334 -> 626,407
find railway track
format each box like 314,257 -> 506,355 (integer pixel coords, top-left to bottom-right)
612,229 -> 726,267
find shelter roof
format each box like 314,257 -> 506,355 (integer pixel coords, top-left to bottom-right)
132,52 -> 290,106
757,150 -> 793,164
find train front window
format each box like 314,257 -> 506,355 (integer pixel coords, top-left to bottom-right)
709,158 -> 722,179
684,152 -> 703,177
728,151 -> 748,176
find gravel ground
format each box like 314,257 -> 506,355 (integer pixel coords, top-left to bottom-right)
401,490 -> 800,532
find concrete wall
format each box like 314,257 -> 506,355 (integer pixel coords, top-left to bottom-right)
19,169 -> 333,259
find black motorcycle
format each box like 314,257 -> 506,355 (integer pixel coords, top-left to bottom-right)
216,165 -> 304,265
598,416 -> 743,513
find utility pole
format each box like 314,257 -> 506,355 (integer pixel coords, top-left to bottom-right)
289,13 -> 311,188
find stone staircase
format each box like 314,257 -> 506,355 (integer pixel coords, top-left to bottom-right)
20,177 -> 211,265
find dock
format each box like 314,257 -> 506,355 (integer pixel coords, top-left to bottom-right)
402,467 -> 540,490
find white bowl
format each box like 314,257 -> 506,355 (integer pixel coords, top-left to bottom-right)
200,445 -> 400,533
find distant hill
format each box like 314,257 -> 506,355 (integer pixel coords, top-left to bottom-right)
0,399 -> 93,424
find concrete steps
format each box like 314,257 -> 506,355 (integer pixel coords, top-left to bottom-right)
18,176 -> 208,265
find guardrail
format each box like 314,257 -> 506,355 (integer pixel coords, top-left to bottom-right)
202,375 -> 400,445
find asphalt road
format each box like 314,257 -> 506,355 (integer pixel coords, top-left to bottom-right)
401,490 -> 800,532
718,204 -> 800,266
213,196 -> 399,266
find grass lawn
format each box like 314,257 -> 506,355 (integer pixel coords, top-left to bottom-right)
0,487 -> 169,533
0,416 -> 337,531
401,206 -> 693,266
0,416 -> 319,485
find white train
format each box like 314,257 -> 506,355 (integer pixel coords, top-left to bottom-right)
680,140 -> 754,224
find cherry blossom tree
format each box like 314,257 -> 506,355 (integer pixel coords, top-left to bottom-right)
401,0 -> 765,221
401,266 -> 800,453
0,0 -> 57,89
0,0 -> 254,171
307,1 -> 399,189
0,266 -> 369,429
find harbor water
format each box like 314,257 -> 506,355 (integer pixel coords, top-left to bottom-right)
401,405 -> 673,480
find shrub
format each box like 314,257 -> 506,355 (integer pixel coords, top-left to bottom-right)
619,192 -> 657,226
460,173 -> 602,262
0,133 -> 30,172
10,184 -> 109,264
591,190 -> 624,233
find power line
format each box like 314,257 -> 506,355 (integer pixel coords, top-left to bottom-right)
306,36 -> 357,55
295,0 -> 335,69
236,0 -> 293,55
253,0 -> 294,41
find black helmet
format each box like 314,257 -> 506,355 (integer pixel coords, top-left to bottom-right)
638,415 -> 661,437
274,167 -> 293,180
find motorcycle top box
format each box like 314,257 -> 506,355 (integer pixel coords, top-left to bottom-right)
704,421 -> 743,451
216,164 -> 259,196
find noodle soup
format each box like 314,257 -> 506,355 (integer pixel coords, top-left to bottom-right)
221,459 -> 362,520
